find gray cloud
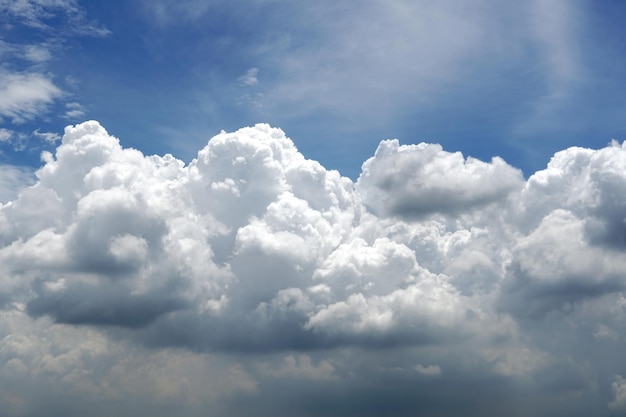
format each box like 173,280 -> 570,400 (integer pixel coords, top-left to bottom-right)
357,139 -> 524,218
2,121 -> 626,415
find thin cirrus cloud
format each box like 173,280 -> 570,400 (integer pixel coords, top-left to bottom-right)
134,0 -> 584,127
1,121 -> 626,416
239,0 -> 583,125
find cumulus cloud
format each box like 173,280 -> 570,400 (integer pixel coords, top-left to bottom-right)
1,121 -> 626,416
357,139 -> 524,218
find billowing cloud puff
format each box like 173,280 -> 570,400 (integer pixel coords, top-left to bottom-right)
357,139 -> 524,218
499,141 -> 626,319
2,121 -> 626,416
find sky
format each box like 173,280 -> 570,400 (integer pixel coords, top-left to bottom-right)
2,1 -> 626,416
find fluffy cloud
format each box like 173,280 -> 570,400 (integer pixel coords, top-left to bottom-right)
357,139 -> 524,218
1,121 -> 626,416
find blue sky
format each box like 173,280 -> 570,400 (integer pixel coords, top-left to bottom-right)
2,0 -> 626,178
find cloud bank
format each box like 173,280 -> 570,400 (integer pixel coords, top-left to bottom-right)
1,121 -> 626,416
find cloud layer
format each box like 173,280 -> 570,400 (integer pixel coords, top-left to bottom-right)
2,121 -> 626,416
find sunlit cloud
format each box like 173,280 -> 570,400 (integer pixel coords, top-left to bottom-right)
1,121 -> 625,415
1,1 -> 626,416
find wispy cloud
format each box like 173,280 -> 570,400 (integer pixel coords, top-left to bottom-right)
23,44 -> 51,63
167,0 -> 586,144
32,128 -> 60,143
63,102 -> 86,120
0,0 -> 107,155
140,0 -> 218,27
239,67 -> 259,87
0,128 -> 12,142
0,71 -> 62,123
0,0 -> 110,36
513,0 -> 586,134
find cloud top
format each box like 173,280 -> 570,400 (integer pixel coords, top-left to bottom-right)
357,139 -> 524,217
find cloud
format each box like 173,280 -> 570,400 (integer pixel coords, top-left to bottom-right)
134,0 -> 585,131
0,0 -> 110,36
0,0 -> 106,156
32,129 -> 61,143
356,139 -> 524,218
0,71 -> 62,122
0,128 -> 12,143
63,102 -> 86,120
216,0 -> 584,138
24,45 -> 51,63
250,0 -> 491,120
2,121 -> 626,415
0,165 -> 35,203
610,375 -> 626,411
500,209 -> 626,318
140,0 -> 220,27
0,128 -> 57,152
512,0 -> 586,136
414,363 -> 442,376
239,67 -> 259,87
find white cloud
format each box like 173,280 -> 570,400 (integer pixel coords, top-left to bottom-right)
253,0 -> 491,121
32,128 -> 61,143
64,101 -> 86,120
1,121 -> 626,415
24,44 -> 51,62
0,128 -> 12,142
239,67 -> 259,87
0,0 -> 106,152
513,0 -> 585,135
0,71 -> 62,122
357,139 -> 524,218
224,0 -> 586,136
0,0 -> 110,36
